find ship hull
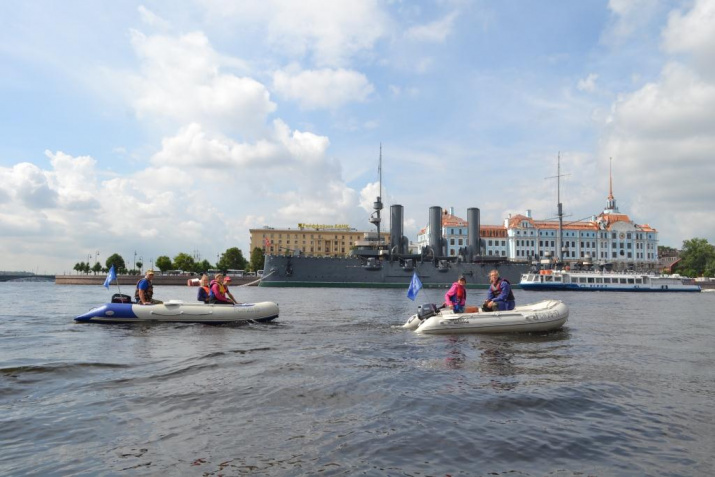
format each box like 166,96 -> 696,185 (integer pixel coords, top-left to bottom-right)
260,255 -> 529,288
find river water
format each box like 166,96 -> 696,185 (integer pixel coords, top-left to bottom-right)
1,282 -> 713,476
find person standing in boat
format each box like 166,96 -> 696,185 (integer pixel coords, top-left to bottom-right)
197,274 -> 210,303
208,273 -> 235,305
445,276 -> 467,313
135,269 -> 163,305
483,270 -> 515,311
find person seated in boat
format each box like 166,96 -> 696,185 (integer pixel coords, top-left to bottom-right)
135,269 -> 163,305
197,274 -> 210,303
209,273 -> 235,305
222,275 -> 239,304
444,276 -> 467,313
483,270 -> 515,312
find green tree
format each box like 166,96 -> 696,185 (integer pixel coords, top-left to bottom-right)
196,259 -> 213,274
677,238 -> 715,277
91,262 -> 102,275
218,247 -> 247,271
105,254 -> 126,273
173,252 -> 196,272
250,247 -> 265,272
73,262 -> 82,275
136,261 -> 143,274
155,256 -> 172,272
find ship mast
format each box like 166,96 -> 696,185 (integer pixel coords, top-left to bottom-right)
369,144 -> 383,248
546,153 -> 567,263
557,153 -> 563,263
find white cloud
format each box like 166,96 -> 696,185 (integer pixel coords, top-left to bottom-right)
577,73 -> 599,93
662,0 -> 715,79
605,0 -> 659,44
404,11 -> 458,43
138,5 -> 170,30
0,162 -> 58,209
126,30 -> 272,135
272,68 -> 374,110
197,0 -> 388,67
601,59 -> 715,244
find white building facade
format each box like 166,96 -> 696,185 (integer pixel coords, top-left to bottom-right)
417,188 -> 659,271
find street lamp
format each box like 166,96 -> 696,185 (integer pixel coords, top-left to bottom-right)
133,250 -> 137,274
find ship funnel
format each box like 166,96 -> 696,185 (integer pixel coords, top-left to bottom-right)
390,205 -> 404,255
429,206 -> 443,256
467,208 -> 480,259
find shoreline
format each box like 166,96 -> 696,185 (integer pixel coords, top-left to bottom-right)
54,275 -> 259,286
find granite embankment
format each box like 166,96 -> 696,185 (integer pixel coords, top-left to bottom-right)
54,275 -> 259,286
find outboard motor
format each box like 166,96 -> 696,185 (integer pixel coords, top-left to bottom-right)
418,303 -> 439,319
403,303 -> 441,330
111,293 -> 132,304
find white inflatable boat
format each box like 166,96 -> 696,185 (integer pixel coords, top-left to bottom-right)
75,300 -> 279,324
403,299 -> 568,334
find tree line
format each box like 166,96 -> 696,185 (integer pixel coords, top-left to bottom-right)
72,247 -> 265,276
671,238 -> 715,277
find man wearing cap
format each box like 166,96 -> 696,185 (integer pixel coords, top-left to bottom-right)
135,269 -> 162,305
445,275 -> 467,313
222,275 -> 239,304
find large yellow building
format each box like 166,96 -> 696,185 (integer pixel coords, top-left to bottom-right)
249,224 -> 390,258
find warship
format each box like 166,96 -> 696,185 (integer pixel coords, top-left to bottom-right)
260,160 -> 529,288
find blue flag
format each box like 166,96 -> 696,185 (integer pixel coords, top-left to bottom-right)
104,265 -> 116,289
407,272 -> 422,301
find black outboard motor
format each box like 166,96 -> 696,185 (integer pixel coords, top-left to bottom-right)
418,303 -> 439,320
111,293 -> 132,304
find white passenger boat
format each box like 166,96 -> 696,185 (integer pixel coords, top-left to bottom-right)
402,299 -> 568,334
75,299 -> 279,324
520,270 -> 701,292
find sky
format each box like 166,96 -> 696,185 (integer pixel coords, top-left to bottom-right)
2,0 -> 715,274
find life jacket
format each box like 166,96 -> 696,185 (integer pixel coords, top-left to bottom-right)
445,282 -> 466,306
490,278 -> 515,301
134,277 -> 153,302
208,280 -> 227,301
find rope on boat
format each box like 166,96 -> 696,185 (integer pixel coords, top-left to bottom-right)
236,269 -> 275,287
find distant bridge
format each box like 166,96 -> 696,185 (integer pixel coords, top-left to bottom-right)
0,273 -> 55,282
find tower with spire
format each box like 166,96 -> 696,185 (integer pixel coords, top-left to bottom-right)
604,157 -> 619,214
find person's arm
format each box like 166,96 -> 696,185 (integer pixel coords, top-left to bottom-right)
138,288 -> 148,304
226,290 -> 237,304
444,285 -> 455,306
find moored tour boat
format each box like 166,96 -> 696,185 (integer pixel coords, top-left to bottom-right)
75,299 -> 279,324
520,270 -> 701,292
402,299 -> 568,334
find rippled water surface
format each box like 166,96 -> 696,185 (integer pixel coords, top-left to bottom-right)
1,282 -> 713,476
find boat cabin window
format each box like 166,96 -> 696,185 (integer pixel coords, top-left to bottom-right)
595,278 -> 603,284
635,278 -> 642,284
554,276 -> 561,282
545,275 -> 553,282
628,278 -> 635,284
604,278 -> 612,283
620,278 -> 628,284
587,277 -> 595,283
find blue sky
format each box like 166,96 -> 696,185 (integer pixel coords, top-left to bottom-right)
2,0 -> 714,274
